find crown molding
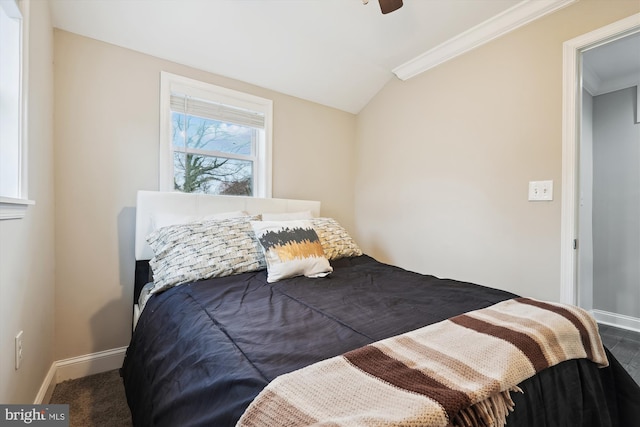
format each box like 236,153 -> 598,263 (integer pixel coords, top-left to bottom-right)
393,0 -> 577,80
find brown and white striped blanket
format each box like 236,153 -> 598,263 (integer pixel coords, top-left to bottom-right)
237,297 -> 608,427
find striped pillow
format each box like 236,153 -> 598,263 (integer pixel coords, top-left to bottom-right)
147,216 -> 265,294
311,218 -> 362,260
251,220 -> 333,283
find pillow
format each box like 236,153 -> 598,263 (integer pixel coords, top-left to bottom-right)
138,282 -> 155,313
152,210 -> 248,230
260,210 -> 314,221
311,217 -> 363,260
147,216 -> 265,294
251,220 -> 332,283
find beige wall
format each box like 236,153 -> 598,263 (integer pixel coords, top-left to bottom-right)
53,30 -> 356,359
355,0 -> 640,301
0,0 -> 55,403
5,0 -> 638,401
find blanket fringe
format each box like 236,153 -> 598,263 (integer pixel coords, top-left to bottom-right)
452,386 -> 523,427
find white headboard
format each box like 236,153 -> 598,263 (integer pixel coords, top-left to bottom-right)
135,190 -> 321,260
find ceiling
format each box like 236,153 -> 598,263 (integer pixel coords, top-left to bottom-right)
49,0 -> 575,113
582,31 -> 640,96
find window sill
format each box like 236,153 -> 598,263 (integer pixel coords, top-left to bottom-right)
0,197 -> 35,220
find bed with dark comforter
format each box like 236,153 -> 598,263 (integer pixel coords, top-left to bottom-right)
121,255 -> 640,427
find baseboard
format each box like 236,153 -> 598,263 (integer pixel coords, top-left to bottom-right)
35,346 -> 128,403
34,362 -> 57,404
592,309 -> 640,333
56,346 -> 128,383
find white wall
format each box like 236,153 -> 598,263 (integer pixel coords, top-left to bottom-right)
354,1 -> 640,301
0,0 -> 55,403
592,86 -> 640,318
579,89 -> 594,310
53,30 -> 356,360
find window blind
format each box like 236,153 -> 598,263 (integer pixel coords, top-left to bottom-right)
170,94 -> 265,129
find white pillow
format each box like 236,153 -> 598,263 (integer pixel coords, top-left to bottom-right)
260,210 -> 314,221
251,220 -> 332,283
152,210 -> 248,230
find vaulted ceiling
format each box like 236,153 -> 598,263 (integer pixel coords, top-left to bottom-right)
49,0 -> 578,113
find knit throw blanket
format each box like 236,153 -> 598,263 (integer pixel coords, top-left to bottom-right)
237,297 -> 608,427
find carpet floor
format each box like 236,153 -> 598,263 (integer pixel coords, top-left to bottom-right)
49,369 -> 132,427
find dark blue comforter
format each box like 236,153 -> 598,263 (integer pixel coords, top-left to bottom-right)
121,255 -> 639,426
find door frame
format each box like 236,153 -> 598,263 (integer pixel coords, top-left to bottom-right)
560,13 -> 640,305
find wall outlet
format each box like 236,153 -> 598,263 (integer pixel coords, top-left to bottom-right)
528,180 -> 553,201
15,331 -> 23,370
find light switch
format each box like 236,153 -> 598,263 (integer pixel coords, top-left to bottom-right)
528,180 -> 553,201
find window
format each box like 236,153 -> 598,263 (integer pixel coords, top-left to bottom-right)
160,72 -> 272,197
0,0 -> 32,219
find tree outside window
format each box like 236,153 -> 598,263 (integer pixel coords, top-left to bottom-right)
160,72 -> 272,198
172,113 -> 256,195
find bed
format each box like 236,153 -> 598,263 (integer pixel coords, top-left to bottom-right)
122,190 -> 639,427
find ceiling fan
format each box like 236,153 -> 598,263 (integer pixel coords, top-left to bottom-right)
363,0 -> 404,15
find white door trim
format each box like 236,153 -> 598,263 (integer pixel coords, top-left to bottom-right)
560,13 -> 640,305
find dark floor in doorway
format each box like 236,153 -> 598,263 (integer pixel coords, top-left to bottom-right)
598,323 -> 640,385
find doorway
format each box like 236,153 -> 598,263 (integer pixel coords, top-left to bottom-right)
560,13 -> 640,332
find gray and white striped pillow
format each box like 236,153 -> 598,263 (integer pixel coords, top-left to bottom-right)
147,215 -> 265,294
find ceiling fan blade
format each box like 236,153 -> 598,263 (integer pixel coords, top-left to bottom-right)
379,0 -> 403,14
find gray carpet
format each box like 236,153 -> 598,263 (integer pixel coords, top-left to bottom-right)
49,369 -> 132,427
599,324 -> 640,385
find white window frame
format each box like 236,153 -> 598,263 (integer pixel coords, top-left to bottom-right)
0,0 -> 34,220
159,71 -> 273,198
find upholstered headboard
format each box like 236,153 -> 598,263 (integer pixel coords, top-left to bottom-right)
135,190 -> 321,261
133,190 -> 321,307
